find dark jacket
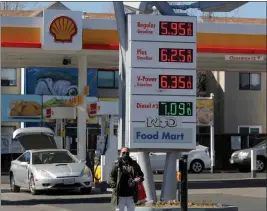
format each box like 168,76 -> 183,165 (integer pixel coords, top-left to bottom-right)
108,157 -> 144,206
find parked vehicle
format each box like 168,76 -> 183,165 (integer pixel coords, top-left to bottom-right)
131,144 -> 211,173
230,140 -> 266,172
9,127 -> 93,195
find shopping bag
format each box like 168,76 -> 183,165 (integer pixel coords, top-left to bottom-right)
137,181 -> 147,201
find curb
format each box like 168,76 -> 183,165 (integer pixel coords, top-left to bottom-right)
1,178 -> 265,191
135,207 -> 238,211
0,205 -> 71,211
94,178 -> 266,190
154,178 -> 266,190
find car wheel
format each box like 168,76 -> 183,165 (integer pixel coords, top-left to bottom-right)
29,176 -> 40,195
190,159 -> 204,173
10,174 -> 20,193
80,187 -> 92,194
256,157 -> 266,172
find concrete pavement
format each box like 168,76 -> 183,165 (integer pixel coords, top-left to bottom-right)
187,188 -> 266,198
153,172 -> 266,181
0,205 -> 71,211
2,172 -> 266,184
1,184 -> 266,211
153,172 -> 266,189
2,173 -> 266,190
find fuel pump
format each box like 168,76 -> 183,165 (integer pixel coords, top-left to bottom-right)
94,116 -> 109,185
87,101 -> 119,192
54,119 -> 66,149
93,115 -> 119,192
45,107 -> 76,149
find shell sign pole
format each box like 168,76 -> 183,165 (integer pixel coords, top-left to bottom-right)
42,10 -> 83,50
114,1 -> 197,202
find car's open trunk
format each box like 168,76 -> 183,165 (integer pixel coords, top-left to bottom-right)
16,134 -> 57,150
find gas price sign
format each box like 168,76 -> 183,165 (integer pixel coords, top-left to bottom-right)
158,102 -> 193,116
127,41 -> 196,69
159,48 -> 193,63
159,21 -> 193,36
129,95 -> 196,123
128,14 -> 196,43
124,14 -> 197,150
159,75 -> 192,89
130,68 -> 196,96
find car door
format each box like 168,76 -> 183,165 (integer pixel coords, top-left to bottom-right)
14,153 -> 27,185
16,151 -> 31,187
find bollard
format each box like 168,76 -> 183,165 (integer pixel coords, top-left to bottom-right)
177,180 -> 181,202
251,149 -> 257,178
180,155 -> 188,211
177,166 -> 182,201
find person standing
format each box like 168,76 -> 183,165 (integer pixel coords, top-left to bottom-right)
109,147 -> 144,211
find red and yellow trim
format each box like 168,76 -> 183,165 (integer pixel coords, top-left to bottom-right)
1,27 -> 266,54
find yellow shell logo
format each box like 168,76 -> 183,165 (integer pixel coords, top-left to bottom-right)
49,16 -> 78,43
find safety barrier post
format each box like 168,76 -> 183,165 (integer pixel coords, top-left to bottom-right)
177,164 -> 182,201
180,155 -> 188,211
251,149 -> 257,178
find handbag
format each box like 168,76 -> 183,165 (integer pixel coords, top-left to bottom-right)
137,180 -> 146,201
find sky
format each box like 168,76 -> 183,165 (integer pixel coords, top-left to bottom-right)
25,1 -> 266,19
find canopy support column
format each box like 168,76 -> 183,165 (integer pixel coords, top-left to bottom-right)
77,55 -> 87,161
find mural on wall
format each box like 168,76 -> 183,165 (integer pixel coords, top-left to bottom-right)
42,95 -> 98,124
1,94 -> 98,124
25,67 -> 97,97
43,95 -> 74,108
196,99 -> 214,126
1,95 -> 42,122
42,95 -> 74,123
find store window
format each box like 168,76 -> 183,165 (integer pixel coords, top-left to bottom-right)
97,70 -> 119,88
1,68 -> 17,86
238,125 -> 262,134
1,126 -> 14,154
239,73 -> 261,90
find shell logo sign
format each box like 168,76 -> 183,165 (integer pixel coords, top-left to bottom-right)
45,108 -> 54,118
88,103 -> 101,115
49,16 -> 78,43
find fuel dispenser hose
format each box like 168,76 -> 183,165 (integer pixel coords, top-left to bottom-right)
93,134 -> 109,181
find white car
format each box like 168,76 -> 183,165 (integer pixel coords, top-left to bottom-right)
131,144 -> 211,173
9,127 -> 93,195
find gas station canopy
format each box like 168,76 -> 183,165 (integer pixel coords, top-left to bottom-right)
1,4 -> 266,71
